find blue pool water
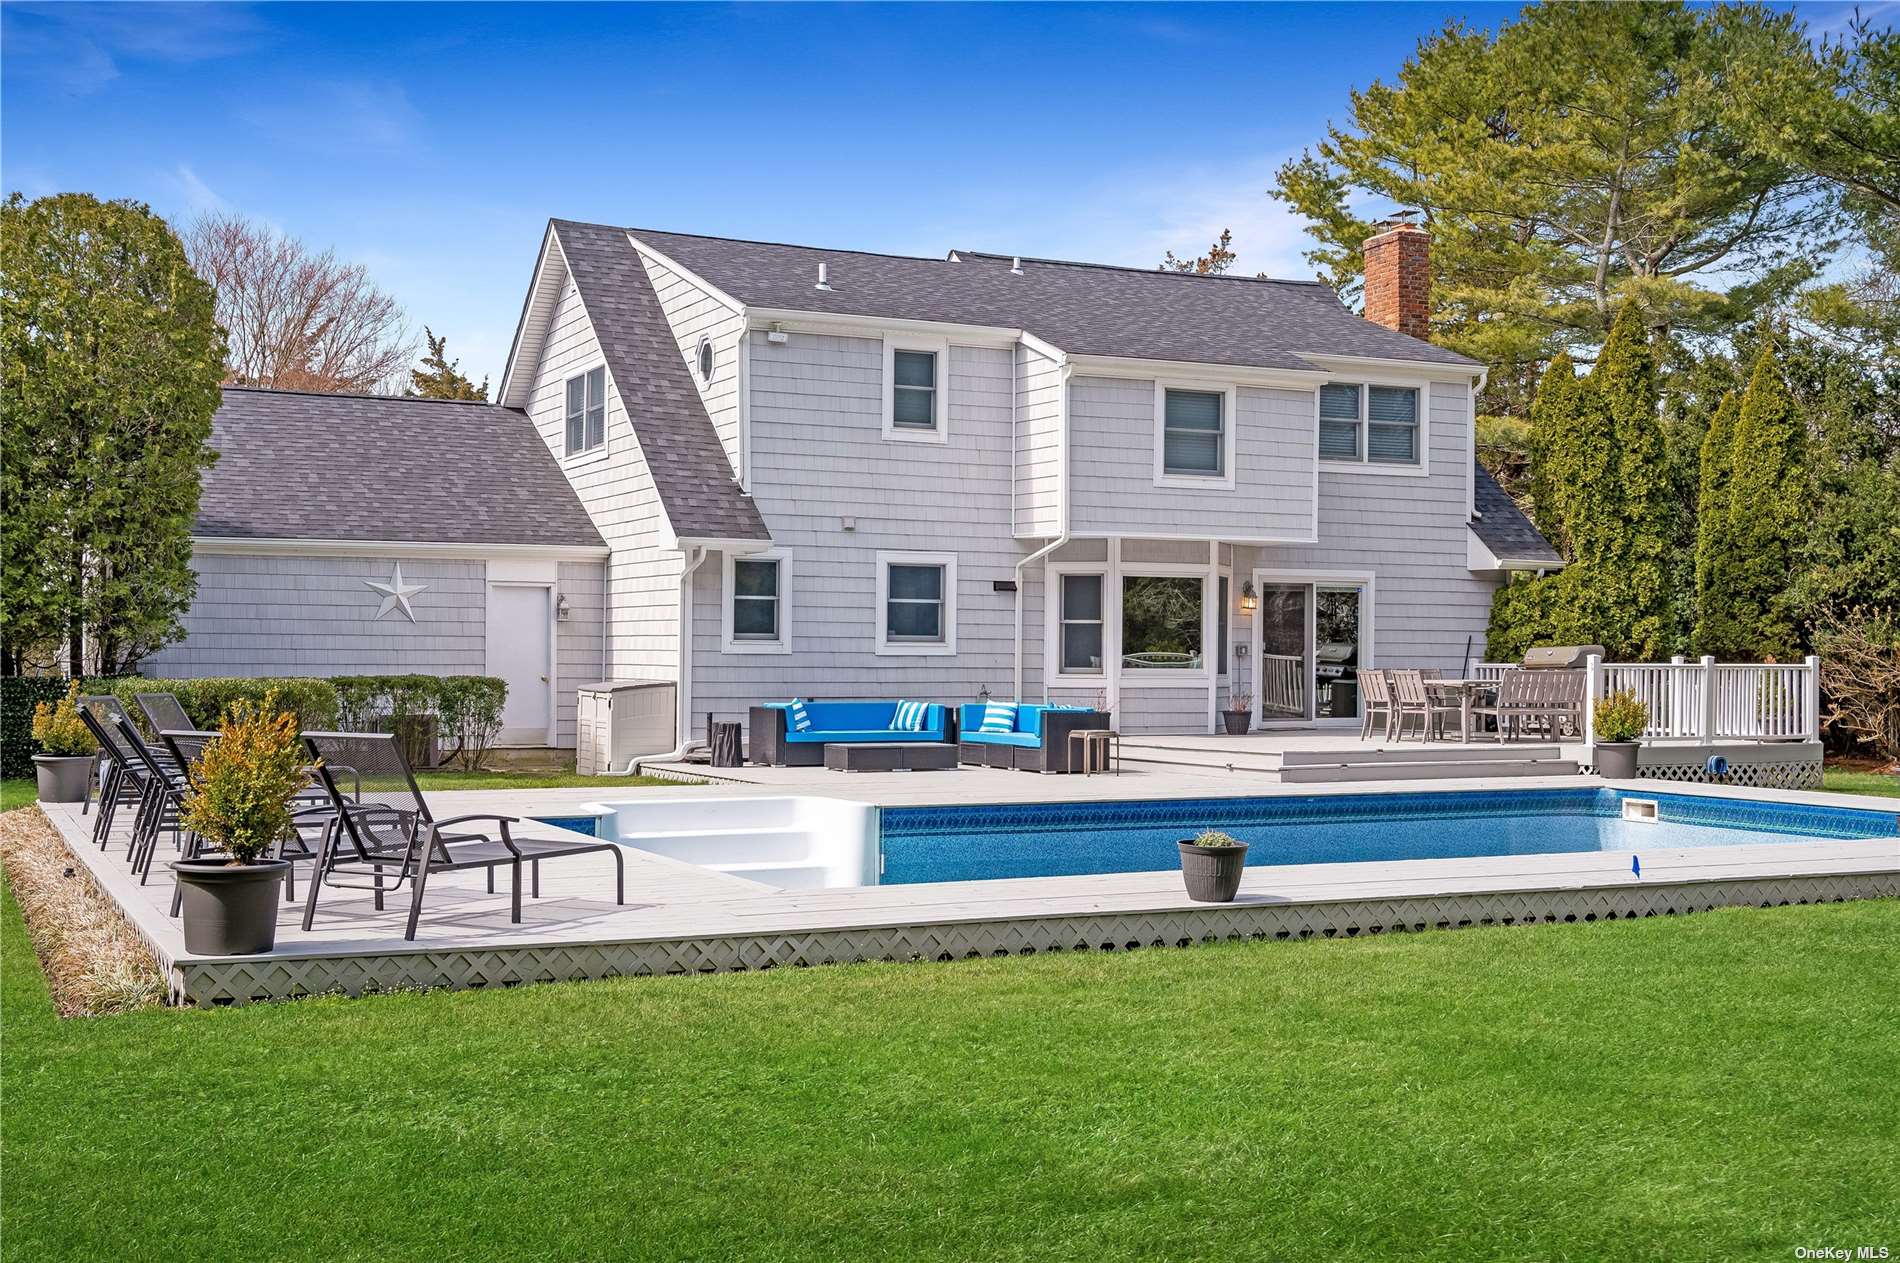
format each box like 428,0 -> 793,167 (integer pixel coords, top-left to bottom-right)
876,789 -> 1898,886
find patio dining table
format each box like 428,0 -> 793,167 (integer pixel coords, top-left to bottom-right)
1422,678 -> 1499,743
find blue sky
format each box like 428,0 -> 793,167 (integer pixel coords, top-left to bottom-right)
2,1 -> 1878,386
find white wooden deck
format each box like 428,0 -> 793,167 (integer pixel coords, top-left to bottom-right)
39,776 -> 1899,1007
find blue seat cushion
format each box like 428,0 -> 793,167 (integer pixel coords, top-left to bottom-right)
784,727 -> 944,744
962,730 -> 1038,748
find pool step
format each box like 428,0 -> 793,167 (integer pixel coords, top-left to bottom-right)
706,860 -> 835,890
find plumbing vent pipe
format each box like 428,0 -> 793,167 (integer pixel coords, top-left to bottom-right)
815,263 -> 830,291
1010,256 -> 1023,275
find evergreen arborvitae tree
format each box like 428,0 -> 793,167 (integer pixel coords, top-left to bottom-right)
1691,390 -> 1743,654
1590,304 -> 1672,658
1723,342 -> 1808,658
408,327 -> 489,401
1526,352 -> 1579,550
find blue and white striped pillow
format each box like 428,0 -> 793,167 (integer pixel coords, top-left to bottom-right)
787,698 -> 812,732
890,700 -> 929,732
977,702 -> 1018,734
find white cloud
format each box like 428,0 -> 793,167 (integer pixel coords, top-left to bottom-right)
165,164 -> 229,216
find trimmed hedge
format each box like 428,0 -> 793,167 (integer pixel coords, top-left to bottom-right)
332,674 -> 509,770
1,677 -> 80,778
99,677 -> 341,735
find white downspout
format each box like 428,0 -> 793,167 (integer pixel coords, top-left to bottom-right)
631,545 -> 708,770
1014,533 -> 1068,703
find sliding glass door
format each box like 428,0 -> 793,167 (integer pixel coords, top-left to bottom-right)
1255,579 -> 1369,723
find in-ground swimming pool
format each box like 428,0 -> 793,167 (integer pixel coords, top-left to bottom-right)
550,789 -> 1898,891
873,788 -> 1899,887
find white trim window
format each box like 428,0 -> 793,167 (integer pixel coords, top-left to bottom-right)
882,338 -> 949,442
875,551 -> 957,655
565,366 -> 607,458
721,550 -> 791,654
1319,382 -> 1424,470
1153,382 -> 1237,488
696,336 -> 715,383
1058,572 -> 1105,675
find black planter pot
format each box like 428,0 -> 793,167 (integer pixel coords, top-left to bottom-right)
1221,711 -> 1252,736
32,754 -> 92,803
1595,742 -> 1640,779
170,858 -> 290,955
1177,840 -> 1249,903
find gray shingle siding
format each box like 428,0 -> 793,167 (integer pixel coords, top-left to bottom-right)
195,388 -> 605,548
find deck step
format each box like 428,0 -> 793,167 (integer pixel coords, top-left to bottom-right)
1275,744 -> 1561,767
1273,759 -> 1580,783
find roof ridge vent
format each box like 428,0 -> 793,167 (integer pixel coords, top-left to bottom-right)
815,262 -> 831,291
1009,256 -> 1023,275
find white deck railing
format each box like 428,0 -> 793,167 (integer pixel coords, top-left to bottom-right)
1476,655 -> 1820,744
1260,652 -> 1305,719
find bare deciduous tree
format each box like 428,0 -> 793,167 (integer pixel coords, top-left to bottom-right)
184,211 -> 414,394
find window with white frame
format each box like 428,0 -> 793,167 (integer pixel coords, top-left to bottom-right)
892,351 -> 937,429
882,340 -> 948,441
876,552 -> 956,654
1059,573 -> 1105,674
1121,574 -> 1205,671
1162,388 -> 1225,476
1319,382 -> 1420,466
565,366 -> 607,456
722,551 -> 791,653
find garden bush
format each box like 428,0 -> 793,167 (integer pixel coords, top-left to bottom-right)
331,674 -> 510,770
436,676 -> 509,771
1,677 -> 80,777
100,677 -> 339,734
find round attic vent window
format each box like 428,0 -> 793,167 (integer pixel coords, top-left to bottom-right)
697,337 -> 715,382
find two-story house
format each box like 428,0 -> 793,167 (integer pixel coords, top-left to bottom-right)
494,217 -> 1557,740
147,216 -> 1559,751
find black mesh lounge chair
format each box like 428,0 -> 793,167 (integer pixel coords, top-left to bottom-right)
301,732 -> 625,941
78,696 -> 160,852
135,692 -> 194,739
111,714 -> 192,883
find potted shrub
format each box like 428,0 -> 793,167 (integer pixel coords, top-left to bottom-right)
1221,692 -> 1253,736
30,684 -> 97,803
172,696 -> 305,955
1592,689 -> 1650,779
1176,829 -> 1249,902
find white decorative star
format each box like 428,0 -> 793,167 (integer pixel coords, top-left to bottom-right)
365,563 -> 427,623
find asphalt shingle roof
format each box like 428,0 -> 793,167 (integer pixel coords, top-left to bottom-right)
622,227 -> 1480,371
1471,462 -> 1562,565
552,220 -> 770,542
196,388 -> 605,548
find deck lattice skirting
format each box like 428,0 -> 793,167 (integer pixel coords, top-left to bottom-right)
171,870 -> 1897,1007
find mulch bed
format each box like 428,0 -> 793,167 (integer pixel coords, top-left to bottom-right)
0,805 -> 168,1016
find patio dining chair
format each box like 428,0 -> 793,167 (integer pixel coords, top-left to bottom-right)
300,732 -> 625,941
1390,670 -> 1462,741
1358,669 -> 1396,741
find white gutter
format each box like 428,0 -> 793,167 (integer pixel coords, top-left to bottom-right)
632,545 -> 710,770
1013,533 -> 1068,703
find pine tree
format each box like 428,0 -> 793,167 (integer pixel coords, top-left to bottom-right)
1591,304 -> 1673,658
408,327 -> 488,401
1691,390 -> 1743,654
1723,342 -> 1808,658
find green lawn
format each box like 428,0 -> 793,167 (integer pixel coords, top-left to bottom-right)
1823,768 -> 1900,798
409,769 -> 685,791
3,880 -> 1894,1262
0,779 -> 32,812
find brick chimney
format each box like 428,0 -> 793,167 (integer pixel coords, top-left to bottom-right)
1362,216 -> 1431,341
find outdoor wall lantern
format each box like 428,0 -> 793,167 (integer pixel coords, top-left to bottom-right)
1238,580 -> 1259,613
556,594 -> 571,621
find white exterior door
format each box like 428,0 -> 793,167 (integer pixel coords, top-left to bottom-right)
488,584 -> 552,746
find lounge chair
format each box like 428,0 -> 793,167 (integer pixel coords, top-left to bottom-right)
301,731 -> 625,940
135,692 -> 194,739
107,714 -> 192,884
76,696 -> 174,856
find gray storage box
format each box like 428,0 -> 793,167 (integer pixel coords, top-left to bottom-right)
576,680 -> 676,775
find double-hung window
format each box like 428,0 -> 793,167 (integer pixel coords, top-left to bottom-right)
884,340 -> 947,440
1162,388 -> 1225,477
722,552 -> 791,653
565,367 -> 606,457
876,552 -> 956,654
1058,574 -> 1105,674
1319,382 -> 1421,467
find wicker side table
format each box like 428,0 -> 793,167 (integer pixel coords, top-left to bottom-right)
1069,728 -> 1120,775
